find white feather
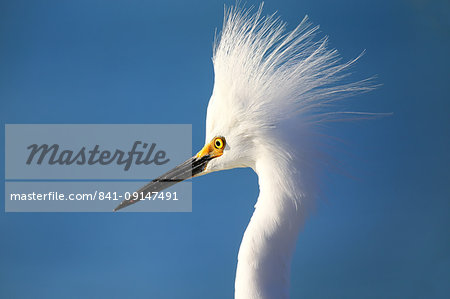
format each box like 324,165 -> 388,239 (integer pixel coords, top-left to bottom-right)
201,4 -> 374,298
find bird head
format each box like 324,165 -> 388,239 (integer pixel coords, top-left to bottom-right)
113,4 -> 373,212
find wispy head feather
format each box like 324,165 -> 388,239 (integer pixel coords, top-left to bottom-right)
207,3 -> 375,141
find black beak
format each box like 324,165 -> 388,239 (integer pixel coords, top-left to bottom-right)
113,155 -> 212,211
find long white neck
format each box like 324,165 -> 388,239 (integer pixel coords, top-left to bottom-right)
235,154 -> 307,299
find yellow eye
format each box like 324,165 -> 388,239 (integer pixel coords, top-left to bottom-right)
214,137 -> 225,149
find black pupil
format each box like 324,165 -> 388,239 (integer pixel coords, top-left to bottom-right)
216,140 -> 221,147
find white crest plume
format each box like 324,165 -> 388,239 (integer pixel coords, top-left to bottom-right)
207,4 -> 373,139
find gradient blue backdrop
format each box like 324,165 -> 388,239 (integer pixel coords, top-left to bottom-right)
1,0 -> 449,298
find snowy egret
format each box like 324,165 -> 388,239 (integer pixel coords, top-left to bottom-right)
114,4 -> 373,298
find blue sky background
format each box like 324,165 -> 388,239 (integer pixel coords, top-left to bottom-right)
1,0 -> 449,298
